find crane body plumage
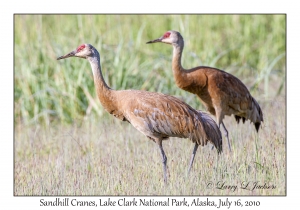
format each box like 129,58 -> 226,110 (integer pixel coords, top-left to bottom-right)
147,30 -> 263,152
57,43 -> 222,183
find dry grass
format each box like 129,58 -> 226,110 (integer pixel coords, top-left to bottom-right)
14,96 -> 285,196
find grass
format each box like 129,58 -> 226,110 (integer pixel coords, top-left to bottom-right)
14,14 -> 285,125
14,97 -> 285,195
14,14 -> 286,195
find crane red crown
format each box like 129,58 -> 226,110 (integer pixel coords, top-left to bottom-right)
77,44 -> 86,52
163,32 -> 171,38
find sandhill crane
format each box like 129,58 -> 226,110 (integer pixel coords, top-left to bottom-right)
147,30 -> 263,152
57,43 -> 222,183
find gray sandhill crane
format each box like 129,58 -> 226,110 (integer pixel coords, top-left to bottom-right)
147,30 -> 263,152
57,43 -> 222,183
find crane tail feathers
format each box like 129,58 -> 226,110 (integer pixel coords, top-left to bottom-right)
251,97 -> 263,132
235,115 -> 241,124
235,97 -> 263,132
197,111 -> 223,154
255,122 -> 261,132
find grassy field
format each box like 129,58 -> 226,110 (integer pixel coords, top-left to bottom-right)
14,15 -> 286,195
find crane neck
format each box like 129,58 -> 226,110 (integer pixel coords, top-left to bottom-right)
172,41 -> 187,85
87,50 -> 117,113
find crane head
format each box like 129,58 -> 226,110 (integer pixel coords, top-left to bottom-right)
57,44 -> 94,60
146,30 -> 183,45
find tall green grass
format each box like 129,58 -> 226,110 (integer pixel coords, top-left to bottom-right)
14,14 -> 285,125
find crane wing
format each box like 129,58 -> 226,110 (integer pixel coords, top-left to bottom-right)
118,90 -> 222,151
200,67 -> 263,125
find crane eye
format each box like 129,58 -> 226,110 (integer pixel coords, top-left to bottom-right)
163,32 -> 171,38
77,44 -> 85,52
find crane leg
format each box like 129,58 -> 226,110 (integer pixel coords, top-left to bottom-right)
221,122 -> 231,152
188,143 -> 199,174
158,143 -> 168,183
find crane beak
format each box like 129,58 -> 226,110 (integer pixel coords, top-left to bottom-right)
146,37 -> 162,44
57,50 -> 76,60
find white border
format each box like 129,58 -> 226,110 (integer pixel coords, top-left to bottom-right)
2,0 -> 296,209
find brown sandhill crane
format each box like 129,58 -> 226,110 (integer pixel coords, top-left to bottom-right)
147,30 -> 263,152
57,43 -> 222,183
